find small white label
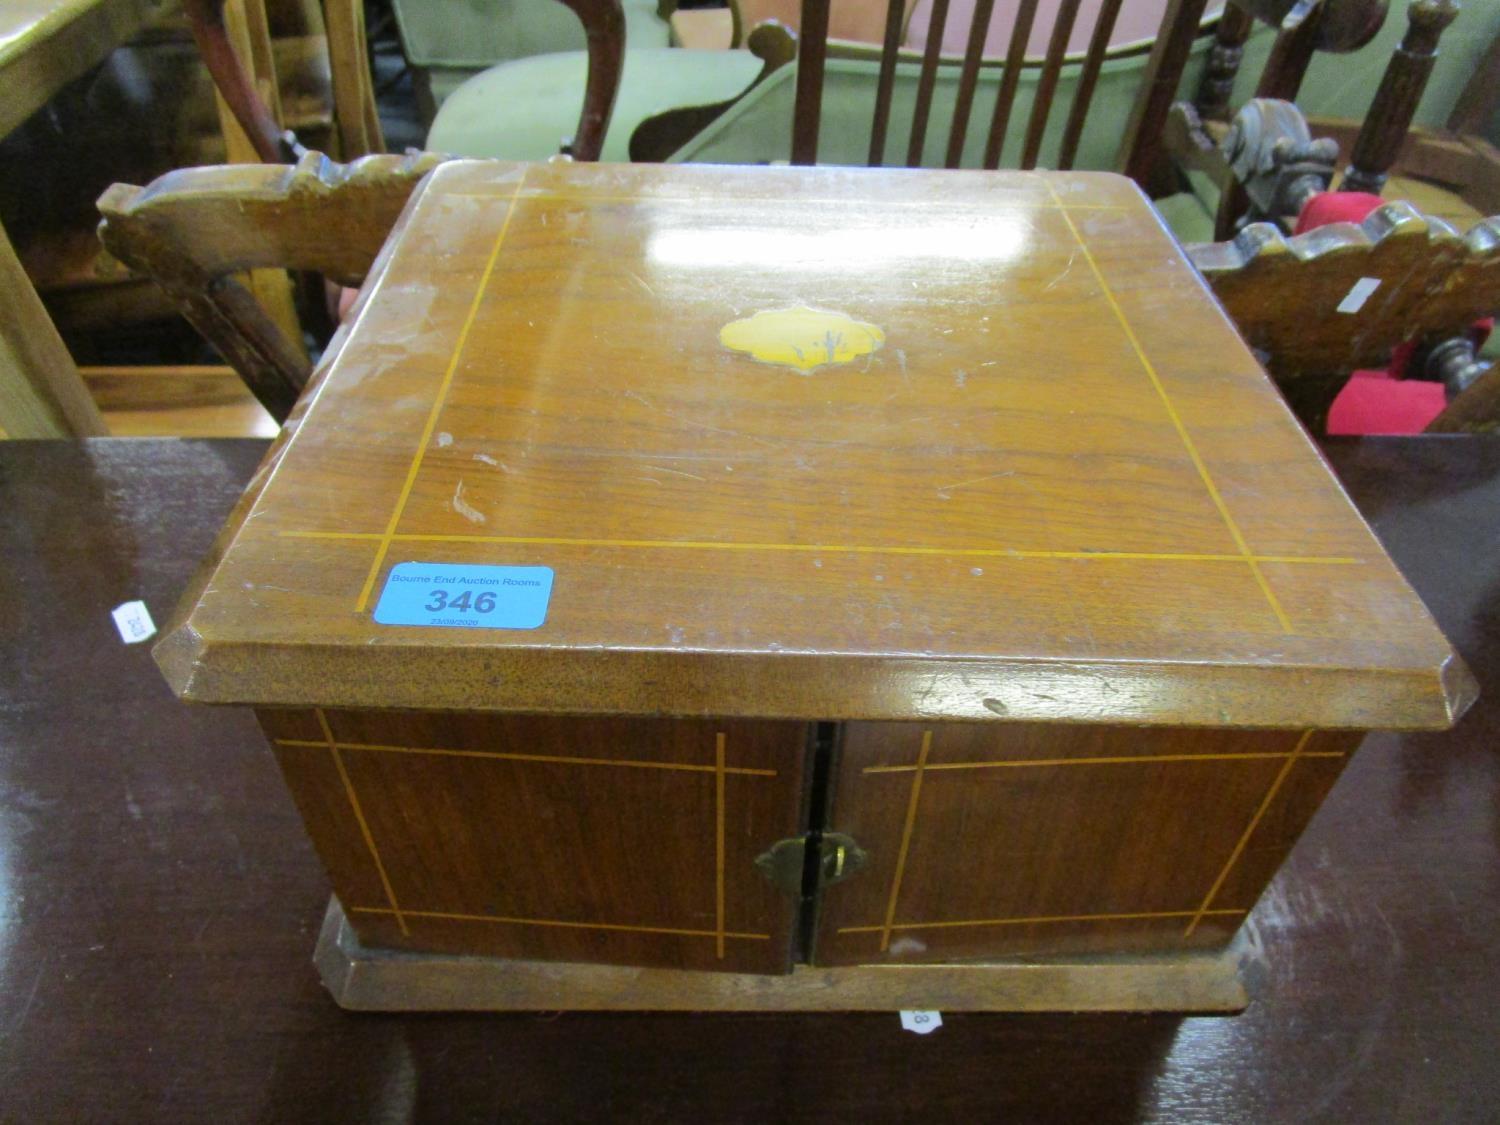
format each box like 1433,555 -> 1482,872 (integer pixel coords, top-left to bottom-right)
111,600 -> 156,644
899,1010 -> 943,1035
1336,276 -> 1381,314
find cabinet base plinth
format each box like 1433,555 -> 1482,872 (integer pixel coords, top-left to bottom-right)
313,900 -> 1252,1013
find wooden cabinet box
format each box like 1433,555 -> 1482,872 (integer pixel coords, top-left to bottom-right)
157,160 -> 1474,978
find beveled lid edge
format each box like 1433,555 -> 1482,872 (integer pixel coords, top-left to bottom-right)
1439,652 -> 1481,727
159,639 -> 1475,732
153,619 -> 204,700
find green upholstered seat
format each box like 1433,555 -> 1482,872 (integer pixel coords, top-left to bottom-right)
1152,190 -> 1217,245
394,0 -> 671,107
658,53 -> 1221,248
394,0 -> 670,65
669,55 -> 1165,170
428,46 -> 765,162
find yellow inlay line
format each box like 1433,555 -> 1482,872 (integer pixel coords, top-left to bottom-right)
355,170 -> 529,613
879,730 -> 931,953
1047,183 -> 1294,634
316,710 -> 408,936
283,529 -> 1362,567
715,731 -> 727,960
839,907 -> 1247,935
1185,730 -> 1315,937
275,738 -> 777,776
863,750 -> 1346,773
348,905 -> 770,941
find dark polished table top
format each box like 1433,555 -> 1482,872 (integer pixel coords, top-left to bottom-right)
2,436 -> 1498,1122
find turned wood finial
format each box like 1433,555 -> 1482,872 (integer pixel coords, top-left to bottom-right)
1343,0 -> 1461,194
1424,336 -> 1491,400
1196,5 -> 1257,122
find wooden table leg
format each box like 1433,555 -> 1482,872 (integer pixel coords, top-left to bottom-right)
0,223 -> 107,438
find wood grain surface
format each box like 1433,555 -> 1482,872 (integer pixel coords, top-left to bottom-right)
2,436 -> 1498,1119
156,160 -> 1469,730
259,708 -> 810,973
815,722 -> 1359,964
253,707 -> 1358,970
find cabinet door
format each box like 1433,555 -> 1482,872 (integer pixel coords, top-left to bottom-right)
813,721 -> 1357,966
261,708 -> 811,973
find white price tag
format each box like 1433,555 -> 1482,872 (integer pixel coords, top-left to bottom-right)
111,600 -> 157,645
899,1010 -> 943,1035
1336,276 -> 1381,314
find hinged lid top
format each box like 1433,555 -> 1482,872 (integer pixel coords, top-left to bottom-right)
157,160 -> 1473,729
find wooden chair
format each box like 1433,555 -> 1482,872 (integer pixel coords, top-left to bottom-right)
745,0 -> 1216,177
98,152 -> 450,421
1167,0 -> 1460,239
0,0 -> 169,437
183,0 -> 387,162
190,0 -> 624,162
125,0 -> 621,421
1189,200 -> 1500,432
0,0 -> 351,438
1305,20 -> 1500,223
1169,8 -> 1495,436
633,0 -> 1193,167
637,0 -> 1406,187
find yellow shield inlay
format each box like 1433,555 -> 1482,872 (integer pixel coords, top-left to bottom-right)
719,306 -> 886,373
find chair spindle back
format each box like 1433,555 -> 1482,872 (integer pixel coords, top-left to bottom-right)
790,0 -> 1195,174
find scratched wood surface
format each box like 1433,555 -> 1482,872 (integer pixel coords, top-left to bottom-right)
155,160 -> 1472,730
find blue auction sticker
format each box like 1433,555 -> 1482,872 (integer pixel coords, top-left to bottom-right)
373,562 -> 554,629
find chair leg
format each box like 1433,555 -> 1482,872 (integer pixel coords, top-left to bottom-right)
0,224 -> 107,438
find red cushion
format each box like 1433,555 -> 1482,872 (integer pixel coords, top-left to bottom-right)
1293,192 -> 1385,235
1326,370 -> 1446,434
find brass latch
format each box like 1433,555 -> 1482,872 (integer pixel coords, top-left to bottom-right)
753,832 -> 869,898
